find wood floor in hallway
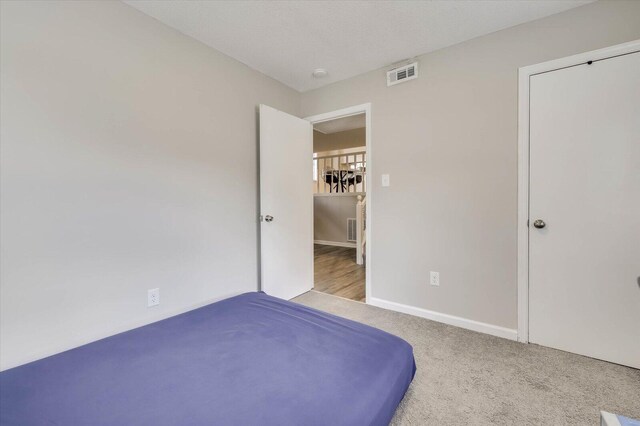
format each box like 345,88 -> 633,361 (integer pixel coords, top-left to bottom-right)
314,244 -> 365,302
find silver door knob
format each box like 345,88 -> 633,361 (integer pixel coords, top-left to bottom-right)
533,219 -> 546,229
265,215 -> 274,222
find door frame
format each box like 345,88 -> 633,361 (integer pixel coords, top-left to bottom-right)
517,39 -> 640,343
304,103 -> 372,304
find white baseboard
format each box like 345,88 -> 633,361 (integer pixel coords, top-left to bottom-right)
369,297 -> 518,341
314,240 -> 356,248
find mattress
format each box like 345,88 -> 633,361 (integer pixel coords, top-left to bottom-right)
0,292 -> 415,425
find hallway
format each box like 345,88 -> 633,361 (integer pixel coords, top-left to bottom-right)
313,244 -> 365,302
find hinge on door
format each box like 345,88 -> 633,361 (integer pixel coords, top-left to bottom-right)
527,219 -> 530,227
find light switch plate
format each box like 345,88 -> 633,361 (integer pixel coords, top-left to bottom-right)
381,174 -> 390,187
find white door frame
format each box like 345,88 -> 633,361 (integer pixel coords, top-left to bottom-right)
305,103 -> 372,304
517,39 -> 640,343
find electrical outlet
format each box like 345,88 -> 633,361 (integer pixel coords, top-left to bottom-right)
430,271 -> 440,286
381,174 -> 390,187
147,288 -> 160,307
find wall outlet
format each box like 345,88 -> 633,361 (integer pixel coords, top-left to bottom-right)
430,271 -> 440,286
381,174 -> 390,187
147,288 -> 160,307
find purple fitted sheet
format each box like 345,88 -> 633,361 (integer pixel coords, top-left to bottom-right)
1,292 -> 415,425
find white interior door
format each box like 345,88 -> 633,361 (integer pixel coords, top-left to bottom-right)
529,51 -> 640,368
259,105 -> 313,300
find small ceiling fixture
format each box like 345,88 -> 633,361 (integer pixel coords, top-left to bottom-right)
312,68 -> 328,79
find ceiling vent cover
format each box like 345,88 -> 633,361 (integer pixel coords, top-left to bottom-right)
386,62 -> 418,87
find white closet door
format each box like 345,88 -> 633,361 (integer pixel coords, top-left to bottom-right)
529,51 -> 640,368
259,105 -> 313,300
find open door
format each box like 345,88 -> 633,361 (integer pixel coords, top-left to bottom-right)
259,105 -> 313,300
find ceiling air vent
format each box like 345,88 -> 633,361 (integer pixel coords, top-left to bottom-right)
386,62 -> 418,87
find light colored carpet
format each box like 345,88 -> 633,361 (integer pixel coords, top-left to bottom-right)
293,291 -> 640,425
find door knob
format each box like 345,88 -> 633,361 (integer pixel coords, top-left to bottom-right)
265,215 -> 274,222
533,219 -> 546,229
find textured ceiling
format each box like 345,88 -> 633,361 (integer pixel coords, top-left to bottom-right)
314,114 -> 365,134
124,0 -> 594,92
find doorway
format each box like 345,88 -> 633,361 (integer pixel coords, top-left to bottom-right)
305,105 -> 372,303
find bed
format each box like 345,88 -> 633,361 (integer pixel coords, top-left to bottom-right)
0,292 -> 415,425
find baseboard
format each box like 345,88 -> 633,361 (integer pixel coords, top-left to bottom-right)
368,297 -> 518,341
314,240 -> 356,248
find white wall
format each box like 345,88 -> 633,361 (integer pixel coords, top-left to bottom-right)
314,196 -> 358,244
0,1 -> 299,370
313,128 -> 365,152
301,0 -> 640,330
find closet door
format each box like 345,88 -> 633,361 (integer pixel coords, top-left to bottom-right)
528,51 -> 640,368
